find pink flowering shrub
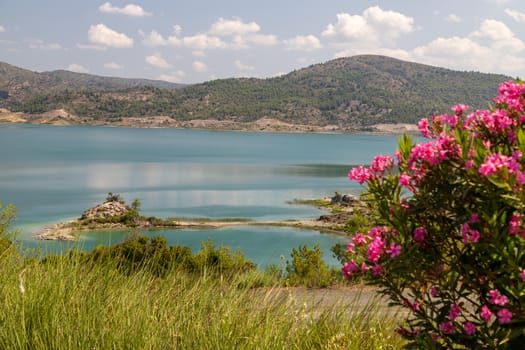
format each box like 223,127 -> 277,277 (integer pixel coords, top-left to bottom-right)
346,80 -> 525,348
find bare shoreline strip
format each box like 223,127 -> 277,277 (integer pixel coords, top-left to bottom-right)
36,218 -> 348,241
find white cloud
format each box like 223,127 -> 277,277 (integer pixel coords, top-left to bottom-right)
104,62 -> 124,70
445,14 -> 461,23
182,34 -> 227,49
67,63 -> 89,73
234,60 -> 254,71
159,71 -> 186,83
192,61 -> 208,72
322,6 -> 413,48
284,35 -> 322,51
411,35 -> 525,75
209,18 -> 260,36
88,23 -> 133,48
505,9 -> 525,22
29,40 -> 62,50
0,25 -> 5,33
470,19 -> 524,53
141,30 -> 168,47
173,25 -> 182,36
145,53 -> 171,68
245,34 -> 279,46
99,2 -> 151,17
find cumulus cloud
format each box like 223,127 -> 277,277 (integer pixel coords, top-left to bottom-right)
88,24 -> 133,48
173,25 -> 182,36
209,17 -> 260,36
67,64 -> 89,73
182,34 -> 227,49
470,19 -> 524,52
284,35 -> 322,51
234,60 -> 254,71
192,61 -> 208,72
505,9 -> 525,22
140,30 -> 181,47
445,14 -> 461,23
145,53 -> 171,68
159,71 -> 186,83
322,6 -> 413,48
99,2 -> 151,17
0,25 -> 5,33
104,62 -> 124,69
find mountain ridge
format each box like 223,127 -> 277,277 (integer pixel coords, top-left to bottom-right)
0,55 -> 512,132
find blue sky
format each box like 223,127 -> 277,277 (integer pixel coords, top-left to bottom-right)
1,0 -> 525,83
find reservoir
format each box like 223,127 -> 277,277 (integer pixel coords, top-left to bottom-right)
0,123 -> 400,267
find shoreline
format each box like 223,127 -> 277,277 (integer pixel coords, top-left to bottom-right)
36,196 -> 359,241
0,109 -> 419,135
36,217 -> 350,241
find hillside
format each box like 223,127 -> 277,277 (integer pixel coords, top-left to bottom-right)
0,55 -> 511,132
0,62 -> 183,102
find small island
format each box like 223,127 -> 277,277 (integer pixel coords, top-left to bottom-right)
36,192 -> 366,241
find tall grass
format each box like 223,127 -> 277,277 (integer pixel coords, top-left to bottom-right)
0,247 -> 405,349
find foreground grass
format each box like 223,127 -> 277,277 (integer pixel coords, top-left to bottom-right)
0,250 -> 405,349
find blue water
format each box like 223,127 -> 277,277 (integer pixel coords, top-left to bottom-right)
0,123 -> 400,267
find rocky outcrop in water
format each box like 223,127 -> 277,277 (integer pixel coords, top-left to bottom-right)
80,200 -> 129,221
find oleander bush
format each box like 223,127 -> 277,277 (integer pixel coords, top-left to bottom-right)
345,80 -> 525,348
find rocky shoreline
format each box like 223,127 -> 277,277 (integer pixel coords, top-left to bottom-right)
36,195 -> 364,241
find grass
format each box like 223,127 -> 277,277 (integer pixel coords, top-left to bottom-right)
0,245 -> 406,349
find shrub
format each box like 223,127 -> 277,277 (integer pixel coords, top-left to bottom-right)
286,244 -> 332,288
344,80 -> 525,348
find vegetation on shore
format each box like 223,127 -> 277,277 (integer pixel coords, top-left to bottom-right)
1,55 -> 509,131
0,200 -> 405,349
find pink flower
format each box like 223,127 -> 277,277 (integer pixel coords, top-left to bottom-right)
521,269 -> 525,283
348,166 -> 374,185
353,234 -> 368,246
386,243 -> 402,258
430,287 -> 439,297
449,304 -> 462,321
509,214 -> 523,235
489,290 -> 508,306
452,104 -> 470,116
367,237 -> 386,263
479,153 -> 511,177
370,155 -> 394,176
371,264 -> 382,277
342,260 -> 359,279
481,305 -> 494,323
470,213 -> 479,223
461,223 -> 480,243
418,118 -> 430,138
399,172 -> 411,187
517,172 -> 525,185
497,308 -> 513,324
346,242 -> 355,254
413,227 -> 427,243
439,322 -> 455,334
463,322 -> 476,335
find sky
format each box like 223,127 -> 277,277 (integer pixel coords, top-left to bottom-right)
1,0 -> 525,84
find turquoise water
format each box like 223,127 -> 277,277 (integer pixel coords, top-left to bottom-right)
0,123 -> 400,267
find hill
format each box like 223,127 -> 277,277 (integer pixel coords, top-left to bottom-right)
0,55 -> 511,132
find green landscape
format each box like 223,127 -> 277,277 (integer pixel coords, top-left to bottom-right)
0,55 -> 509,131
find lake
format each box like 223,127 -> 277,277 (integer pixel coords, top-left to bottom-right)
0,123 -> 400,267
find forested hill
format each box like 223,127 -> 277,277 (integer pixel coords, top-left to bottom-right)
0,55 -> 511,131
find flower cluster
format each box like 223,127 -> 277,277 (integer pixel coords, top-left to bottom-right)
345,80 -> 525,348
